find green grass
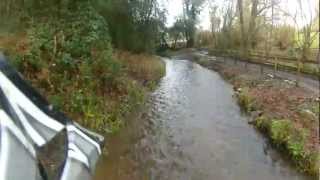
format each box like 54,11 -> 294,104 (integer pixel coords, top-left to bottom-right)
249,114 -> 318,175
237,87 -> 256,112
234,84 -> 318,175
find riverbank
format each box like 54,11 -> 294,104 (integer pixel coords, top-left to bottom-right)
1,32 -> 165,134
194,53 -> 319,176
165,49 -> 319,176
1,3 -> 166,135
32,50 -> 165,133
2,18 -> 168,134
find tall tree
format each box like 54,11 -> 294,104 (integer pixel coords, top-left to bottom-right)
182,0 -> 205,47
169,18 -> 185,49
237,0 -> 246,55
96,0 -> 166,52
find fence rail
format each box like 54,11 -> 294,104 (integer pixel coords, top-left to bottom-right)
209,49 -> 320,77
210,49 -> 319,64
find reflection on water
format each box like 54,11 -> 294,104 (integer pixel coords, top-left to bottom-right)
94,59 -> 315,180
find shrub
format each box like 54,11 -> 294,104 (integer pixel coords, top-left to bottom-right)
270,119 -> 293,145
268,119 -> 318,174
255,115 -> 270,132
11,1 -> 121,133
287,129 -> 308,158
238,87 -> 255,112
7,1 -> 166,134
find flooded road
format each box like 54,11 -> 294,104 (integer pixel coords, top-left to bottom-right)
94,58 -> 314,180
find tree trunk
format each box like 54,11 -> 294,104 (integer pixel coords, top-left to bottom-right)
237,0 -> 246,57
247,0 -> 258,49
187,38 -> 194,48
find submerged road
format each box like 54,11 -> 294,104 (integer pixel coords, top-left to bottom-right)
94,57 -> 315,180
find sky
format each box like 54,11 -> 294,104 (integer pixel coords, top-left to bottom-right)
163,0 -> 211,29
161,0 -> 319,30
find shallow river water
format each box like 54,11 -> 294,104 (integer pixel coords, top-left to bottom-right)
94,58 -> 314,180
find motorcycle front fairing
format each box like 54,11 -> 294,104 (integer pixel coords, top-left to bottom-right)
0,53 -> 104,180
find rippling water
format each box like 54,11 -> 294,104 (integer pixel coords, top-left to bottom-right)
94,59 -> 314,180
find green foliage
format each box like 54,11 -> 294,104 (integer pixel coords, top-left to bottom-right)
207,0 -> 319,62
270,119 -> 293,145
96,0 -> 166,53
48,95 -> 64,109
303,152 -> 320,175
169,18 -> 186,49
287,129 -> 307,158
238,87 -> 255,112
195,31 -> 212,47
182,0 -> 206,47
13,1 -> 121,133
310,102 -> 320,115
12,1 -> 166,134
255,115 -> 270,131
252,116 -> 318,174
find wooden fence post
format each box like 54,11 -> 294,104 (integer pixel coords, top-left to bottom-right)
296,59 -> 301,87
273,57 -> 277,75
260,64 -> 263,75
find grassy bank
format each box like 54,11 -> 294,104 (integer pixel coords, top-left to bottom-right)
193,54 -> 319,176
1,33 -> 165,134
236,82 -> 319,175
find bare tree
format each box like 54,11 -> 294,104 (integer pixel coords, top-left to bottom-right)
281,0 -> 318,85
209,3 -> 221,47
237,0 -> 246,56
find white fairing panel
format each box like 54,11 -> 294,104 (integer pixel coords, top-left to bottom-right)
0,54 -> 104,180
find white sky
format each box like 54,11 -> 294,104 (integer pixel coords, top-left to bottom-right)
162,0 -> 211,29
161,0 -> 319,30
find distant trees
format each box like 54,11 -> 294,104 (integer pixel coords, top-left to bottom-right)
218,0 -> 236,49
167,0 -> 205,48
290,0 -> 319,62
95,0 -> 167,53
274,25 -> 295,50
206,0 -> 319,61
195,30 -> 212,47
168,18 -> 185,49
236,0 -> 281,57
209,4 -> 221,47
1,0 -> 167,53
182,0 -> 206,47
237,0 -> 246,54
2,0 -> 318,55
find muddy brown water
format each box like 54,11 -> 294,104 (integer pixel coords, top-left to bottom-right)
94,58 -> 315,180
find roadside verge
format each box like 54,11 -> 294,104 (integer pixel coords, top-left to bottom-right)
193,54 -> 319,176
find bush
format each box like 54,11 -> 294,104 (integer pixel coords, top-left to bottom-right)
267,119 -> 318,174
12,1 -> 122,133
238,87 -> 255,112
255,115 -> 270,132
288,129 -> 308,156
270,119 -> 293,145
6,0 -> 166,135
